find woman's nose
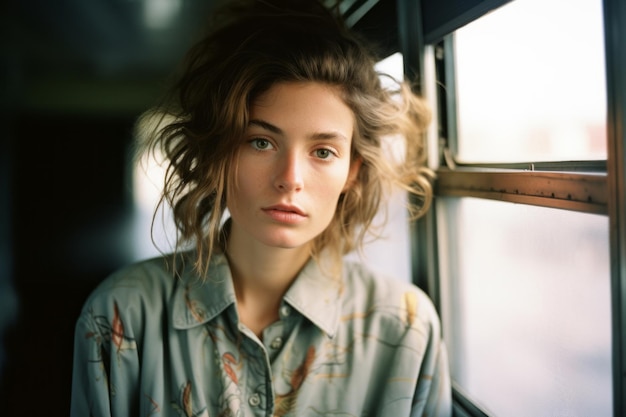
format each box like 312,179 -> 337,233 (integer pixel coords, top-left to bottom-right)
274,153 -> 304,192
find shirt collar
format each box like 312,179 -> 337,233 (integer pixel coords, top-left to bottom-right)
283,257 -> 342,338
172,254 -> 343,337
172,254 -> 236,330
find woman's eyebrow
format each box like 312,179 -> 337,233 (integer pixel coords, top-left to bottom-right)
249,119 -> 348,142
308,131 -> 349,142
249,119 -> 283,134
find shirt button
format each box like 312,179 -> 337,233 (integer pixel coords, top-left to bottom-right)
270,336 -> 283,349
280,305 -> 291,317
248,392 -> 261,407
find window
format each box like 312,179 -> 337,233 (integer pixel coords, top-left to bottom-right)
438,197 -> 611,416
421,0 -> 620,415
453,0 -> 606,163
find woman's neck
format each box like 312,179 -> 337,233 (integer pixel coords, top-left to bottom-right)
224,224 -> 312,336
226,231 -> 311,289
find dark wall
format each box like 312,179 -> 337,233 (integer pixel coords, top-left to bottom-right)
0,0 -> 223,413
0,111 -> 141,415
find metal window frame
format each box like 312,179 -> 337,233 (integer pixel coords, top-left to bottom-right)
603,0 -> 626,414
424,0 -> 624,416
356,0 -> 625,415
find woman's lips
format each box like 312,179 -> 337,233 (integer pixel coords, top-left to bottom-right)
262,204 -> 307,224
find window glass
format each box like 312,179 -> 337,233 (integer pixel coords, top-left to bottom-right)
454,0 -> 606,163
437,197 -> 612,416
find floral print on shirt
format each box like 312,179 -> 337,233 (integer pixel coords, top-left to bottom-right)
71,253 -> 451,417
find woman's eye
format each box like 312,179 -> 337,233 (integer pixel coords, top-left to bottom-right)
250,138 -> 273,150
315,148 -> 334,159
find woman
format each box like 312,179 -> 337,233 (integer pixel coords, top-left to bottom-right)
70,0 -> 451,416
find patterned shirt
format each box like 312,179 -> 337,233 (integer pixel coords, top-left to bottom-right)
70,253 -> 451,417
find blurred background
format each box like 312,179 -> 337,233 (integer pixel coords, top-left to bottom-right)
0,1 -> 403,415
0,0 -> 218,414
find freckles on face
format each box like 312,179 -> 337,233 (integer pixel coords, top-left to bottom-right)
226,81 -> 359,250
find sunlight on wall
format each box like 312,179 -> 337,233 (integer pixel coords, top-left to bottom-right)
132,112 -> 178,260
143,0 -> 182,30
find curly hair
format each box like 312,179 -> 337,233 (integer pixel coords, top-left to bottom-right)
136,0 -> 434,276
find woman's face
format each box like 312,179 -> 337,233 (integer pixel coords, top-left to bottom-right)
227,81 -> 360,251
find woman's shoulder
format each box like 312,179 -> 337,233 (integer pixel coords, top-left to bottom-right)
79,253 -> 202,320
342,259 -> 425,297
341,259 -> 440,329
88,256 -> 176,299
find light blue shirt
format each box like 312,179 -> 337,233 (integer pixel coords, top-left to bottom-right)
71,252 -> 451,416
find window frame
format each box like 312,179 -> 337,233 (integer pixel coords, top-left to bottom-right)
411,0 -> 626,415
604,0 -> 626,413
353,0 -> 625,414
